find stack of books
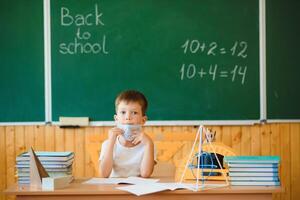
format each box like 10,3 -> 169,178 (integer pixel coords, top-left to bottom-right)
224,156 -> 280,186
16,151 -> 74,185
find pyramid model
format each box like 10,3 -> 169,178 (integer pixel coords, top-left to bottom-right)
179,125 -> 229,191
29,147 -> 49,188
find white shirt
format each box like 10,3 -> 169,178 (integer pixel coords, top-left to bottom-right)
99,136 -> 155,177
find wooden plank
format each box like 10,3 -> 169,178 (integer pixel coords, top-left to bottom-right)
270,124 -> 281,200
152,126 -> 164,141
240,126 -> 251,156
84,127 -> 96,178
161,126 -> 173,141
212,126 -> 222,142
231,126 -> 241,155
260,124 -> 271,155
174,140 -> 193,181
171,126 -> 184,141
97,126 -> 107,142
0,127 -> 6,200
24,126 -> 35,152
144,126 -> 154,138
87,127 -> 106,176
65,128 -> 75,178
55,126 -> 65,151
5,126 -> 15,187
15,125 -> 25,193
182,126 -> 197,141
279,124 -> 291,200
34,126 -> 45,151
97,126 -> 113,176
96,126 -> 106,145
222,126 -> 232,147
74,128 -> 85,177
44,125 -> 55,151
270,124 -> 281,156
250,125 -> 261,156
290,124 -> 299,200
64,128 -> 75,153
15,126 -> 25,157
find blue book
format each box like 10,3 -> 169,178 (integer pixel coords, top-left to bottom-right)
224,156 -> 280,164
17,158 -> 73,165
16,151 -> 74,161
230,181 -> 280,186
229,167 -> 278,172
229,172 -> 279,177
230,176 -> 279,181
17,167 -> 72,172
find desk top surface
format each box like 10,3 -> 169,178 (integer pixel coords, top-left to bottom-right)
5,178 -> 282,196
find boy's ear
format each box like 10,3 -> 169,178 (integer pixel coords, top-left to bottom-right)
114,114 -> 118,121
142,115 -> 147,125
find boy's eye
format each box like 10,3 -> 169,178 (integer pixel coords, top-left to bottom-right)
120,111 -> 126,115
132,111 -> 138,115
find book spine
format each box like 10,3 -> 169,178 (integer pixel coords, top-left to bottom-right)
229,167 -> 278,172
230,181 -> 280,186
229,172 -> 279,177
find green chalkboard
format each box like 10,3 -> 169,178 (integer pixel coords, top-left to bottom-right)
266,0 -> 300,119
0,0 -> 44,122
51,0 -> 260,121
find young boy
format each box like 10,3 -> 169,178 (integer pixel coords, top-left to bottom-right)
99,90 -> 155,178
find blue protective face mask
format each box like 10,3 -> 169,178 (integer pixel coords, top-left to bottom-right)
117,124 -> 142,141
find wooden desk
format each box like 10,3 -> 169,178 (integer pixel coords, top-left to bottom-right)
5,179 -> 281,200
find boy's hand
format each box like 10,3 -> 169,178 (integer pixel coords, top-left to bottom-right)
108,127 -> 123,142
131,132 -> 152,145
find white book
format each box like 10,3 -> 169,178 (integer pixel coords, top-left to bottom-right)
116,182 -> 195,196
42,175 -> 73,190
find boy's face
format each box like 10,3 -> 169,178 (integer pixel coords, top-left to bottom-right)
114,101 -> 147,125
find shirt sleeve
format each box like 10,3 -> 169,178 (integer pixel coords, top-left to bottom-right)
99,140 -> 108,161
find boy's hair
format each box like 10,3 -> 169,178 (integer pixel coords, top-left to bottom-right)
115,90 -> 148,116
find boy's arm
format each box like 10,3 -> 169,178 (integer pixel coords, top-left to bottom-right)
99,128 -> 122,178
139,135 -> 155,178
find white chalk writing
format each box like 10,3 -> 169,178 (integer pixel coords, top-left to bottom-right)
58,4 -> 109,55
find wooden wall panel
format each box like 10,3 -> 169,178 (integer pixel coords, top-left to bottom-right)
241,126 -> 251,155
45,126 -> 55,151
290,124 -> 300,200
74,128 -> 85,177
0,123 -> 299,200
0,127 -> 6,200
251,125 -> 261,155
24,126 -> 34,151
280,124 -> 291,200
